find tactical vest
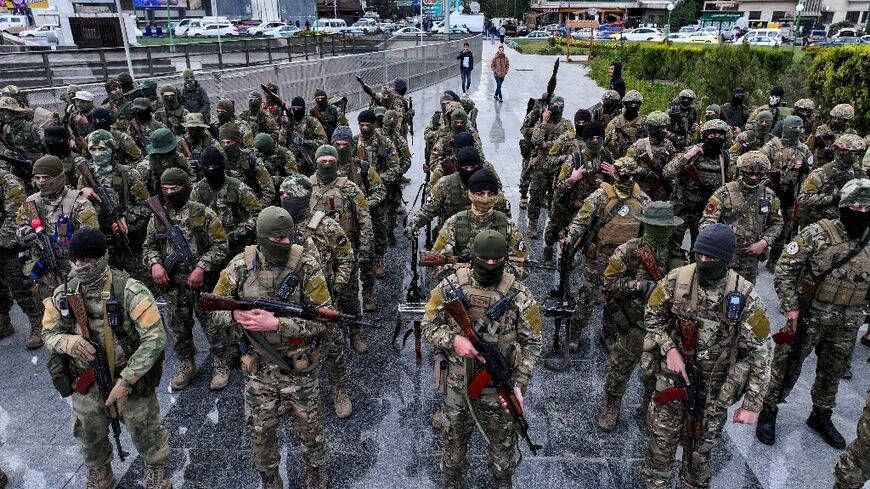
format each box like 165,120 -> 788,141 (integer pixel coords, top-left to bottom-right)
310,176 -> 354,232
26,190 -> 81,256
596,183 -> 643,246
811,219 -> 870,306
721,181 -> 769,243
453,210 -> 509,254
447,175 -> 472,218
11,121 -> 40,158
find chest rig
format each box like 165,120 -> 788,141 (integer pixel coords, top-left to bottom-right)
810,220 -> 870,307
310,176 -> 353,232
596,183 -> 644,247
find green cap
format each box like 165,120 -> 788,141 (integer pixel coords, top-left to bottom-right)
315,144 -> 338,160
160,167 -> 189,186
254,133 -> 276,153
32,155 -> 64,177
472,230 -> 508,259
257,206 -> 296,238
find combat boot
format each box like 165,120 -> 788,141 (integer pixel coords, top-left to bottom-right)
542,245 -> 553,264
807,406 -> 846,449
526,221 -> 539,239
170,358 -> 197,390
144,465 -> 171,489
332,384 -> 353,419
210,356 -> 230,391
597,394 -> 622,432
25,316 -> 43,349
305,465 -> 327,489
375,258 -> 385,278
351,331 -> 369,354
258,469 -> 282,489
519,197 -> 528,210
755,404 -> 778,445
491,476 -> 512,489
363,290 -> 377,312
0,311 -> 13,339
86,463 -> 115,489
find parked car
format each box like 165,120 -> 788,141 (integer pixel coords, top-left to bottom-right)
570,29 -> 593,40
861,35 -> 870,44
832,28 -> 858,39
188,22 -> 238,37
0,14 -> 27,32
353,18 -> 379,33
665,32 -> 689,41
721,25 -> 747,41
516,24 -> 530,36
733,29 -> 782,45
248,21 -> 286,36
175,17 -> 229,37
338,27 -> 366,37
678,25 -> 699,33
525,30 -> 552,39
670,31 -> 718,44
618,27 -> 663,41
264,25 -> 300,38
18,24 -> 59,38
380,22 -> 398,33
392,26 -> 424,37
807,30 -> 827,44
746,36 -> 778,47
817,36 -> 862,47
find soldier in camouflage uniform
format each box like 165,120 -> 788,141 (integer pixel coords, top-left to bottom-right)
280,174 -> 355,419
729,110 -> 774,162
643,223 -> 771,489
761,115 -> 813,271
78,130 -> 152,278
422,230 -> 542,489
527,96 -> 573,238
181,112 -> 217,174
756,178 -> 870,450
720,86 -> 750,130
153,85 -> 189,137
626,111 -> 676,202
432,170 -> 529,280
310,89 -> 347,140
425,92 -> 460,171
141,80 -> 161,111
284,96 -> 328,174
142,168 -> 229,391
812,103 -> 858,166
90,108 -> 142,167
699,150 -> 783,284
180,69 -> 211,124
797,134 -> 868,227
382,109 -> 413,213
664,119 -> 732,256
544,122 -> 614,262
43,125 -> 86,189
254,132 -> 297,192
748,86 -> 792,129
212,99 -> 254,147
69,90 -> 96,153
219,123 -> 275,207
833,384 -> 870,489
590,89 -> 622,127
239,91 -> 279,141
790,98 -> 816,142
430,129 -> 496,189
41,227 -> 171,489
518,93 -> 549,209
605,90 -> 645,160
128,97 -> 166,151
374,78 -> 413,139
666,89 -> 698,150
358,109 -> 402,253
309,145 -> 373,353
598,202 -> 683,431
136,128 -> 194,197
16,156 -> 98,349
0,167 -> 32,340
0,97 -> 42,162
1,84 -> 28,109
430,108 -> 484,185
211,206 -> 330,489
190,146 -> 262,262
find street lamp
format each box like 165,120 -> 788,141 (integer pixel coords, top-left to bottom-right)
793,2 -> 804,46
666,3 -> 674,36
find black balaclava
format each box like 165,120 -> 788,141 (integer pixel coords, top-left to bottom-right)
291,96 -> 306,122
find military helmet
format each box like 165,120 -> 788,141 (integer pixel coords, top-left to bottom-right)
645,111 -> 670,127
838,178 -> 870,208
0,97 -> 26,112
181,113 -> 209,128
679,88 -> 697,99
701,119 -> 729,134
550,96 -> 565,107
830,103 -> 854,120
1,85 -> 20,97
613,156 -> 639,177
737,150 -> 771,173
833,134 -> 867,152
623,90 -> 643,104
602,90 -> 621,103
793,98 -> 816,111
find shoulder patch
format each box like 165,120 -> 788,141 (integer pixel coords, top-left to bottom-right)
785,241 -> 800,255
648,283 -> 666,308
704,201 -> 717,214
517,240 -> 526,252
746,308 -> 770,340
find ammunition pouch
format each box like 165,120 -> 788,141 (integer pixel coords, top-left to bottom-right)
46,352 -> 76,397
434,350 -> 449,396
814,275 -> 868,306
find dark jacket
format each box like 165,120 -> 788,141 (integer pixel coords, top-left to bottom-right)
610,61 -> 625,98
457,51 -> 474,71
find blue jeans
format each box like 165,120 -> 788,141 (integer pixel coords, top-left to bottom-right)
494,76 -> 504,99
460,67 -> 471,92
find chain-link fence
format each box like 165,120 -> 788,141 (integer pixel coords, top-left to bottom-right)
23,35 -> 482,117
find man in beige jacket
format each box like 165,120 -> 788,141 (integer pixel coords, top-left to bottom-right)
491,45 -> 510,103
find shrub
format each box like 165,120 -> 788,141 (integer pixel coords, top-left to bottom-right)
807,46 -> 870,134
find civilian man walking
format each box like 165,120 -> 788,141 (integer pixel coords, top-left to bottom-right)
491,45 -> 509,103
456,42 -> 474,94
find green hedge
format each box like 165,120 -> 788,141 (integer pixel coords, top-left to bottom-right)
807,46 -> 870,134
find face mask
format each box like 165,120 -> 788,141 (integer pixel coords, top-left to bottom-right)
470,192 -> 497,214
550,107 -> 563,120
292,108 -> 305,121
614,174 -> 634,193
360,125 -> 374,138
45,141 -> 70,158
782,125 -> 801,142
585,139 -> 603,154
316,98 -> 328,110
94,119 -> 111,131
248,101 -> 260,114
38,174 -> 66,197
680,98 -> 693,108
768,96 -> 781,107
163,96 -> 179,110
755,122 -> 771,137
604,101 -> 620,114
203,165 -> 225,188
89,148 -> 113,170
382,122 -> 397,135
643,225 -> 671,246
472,256 -> 505,287
836,150 -> 858,166
731,95 -> 745,107
135,110 -> 151,123
839,207 -> 870,240
458,165 -> 480,185
217,112 -> 232,124
71,254 -> 110,288
740,171 -> 763,189
703,135 -> 725,156
258,236 -> 294,265
336,145 -> 353,162
167,187 -> 190,210
696,258 -> 728,287
624,104 -> 639,119
187,128 -> 204,142
452,121 -> 467,133
574,123 -> 586,136
184,81 -> 196,91
281,196 -> 310,224
316,161 -> 338,183
223,143 -> 241,160
648,126 -> 665,142
830,118 -> 845,130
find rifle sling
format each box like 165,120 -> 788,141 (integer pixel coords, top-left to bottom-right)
808,228 -> 870,285
244,330 -> 294,372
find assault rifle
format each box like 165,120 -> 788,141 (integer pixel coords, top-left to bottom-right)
66,292 -> 130,462
636,148 -> 672,198
355,76 -> 382,107
419,250 -> 556,271
260,83 -> 315,172
77,161 -> 134,256
633,245 -> 664,282
441,280 -> 542,455
393,217 -> 427,364
0,132 -> 33,177
199,293 -> 375,329
24,202 -> 62,287
144,196 -> 197,276
542,239 -> 577,372
129,119 -> 150,150
408,97 -> 414,144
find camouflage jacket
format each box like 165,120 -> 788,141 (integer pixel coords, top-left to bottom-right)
664,145 -> 730,210
552,149 -> 613,219
224,149 -> 276,207
531,117 -> 574,165
798,160 -> 868,225
721,102 -> 750,130
127,118 -> 166,150
257,144 -> 298,189
299,210 -> 354,291
76,161 -> 152,235
355,133 -> 402,186
626,137 -> 676,200
760,137 -> 813,208
729,130 -> 773,161
565,183 -> 650,252
42,271 -> 166,386
16,188 -> 99,258
645,264 -> 771,412
239,109 -> 280,140
666,104 -> 698,149
135,152 -> 194,197
1,119 -> 42,160
190,176 -> 262,246
382,128 -> 413,175
142,200 -> 228,274
699,181 -> 783,250
337,157 -> 386,208
432,209 -> 529,280
812,124 -> 857,165
409,173 -> 472,231
282,115 -> 327,167
154,106 -> 189,136
308,174 -> 373,255
605,113 -> 646,159
430,127 -> 484,174
213,118 -> 255,147
0,168 -> 26,248
181,84 -> 211,117
603,237 -> 674,320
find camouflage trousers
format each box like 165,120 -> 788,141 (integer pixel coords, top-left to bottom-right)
834,386 -> 870,489
570,250 -> 617,346
526,166 -> 557,224
766,206 -> 795,270
728,250 -> 761,285
441,361 -> 521,480
0,249 -> 39,319
244,362 -> 326,470
322,321 -> 348,387
604,322 -> 655,400
371,204 -> 389,258
337,266 -> 362,336
763,302 -> 862,410
644,386 -> 730,488
161,283 -> 224,361
544,201 -> 578,248
72,388 -> 169,468
671,210 -> 701,258
519,155 -> 530,198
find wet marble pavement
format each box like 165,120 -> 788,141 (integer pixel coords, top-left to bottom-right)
1,40 -> 869,489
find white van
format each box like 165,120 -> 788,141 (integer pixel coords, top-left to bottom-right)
735,28 -> 782,45
0,15 -> 27,32
314,18 -> 347,34
176,17 -> 229,37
